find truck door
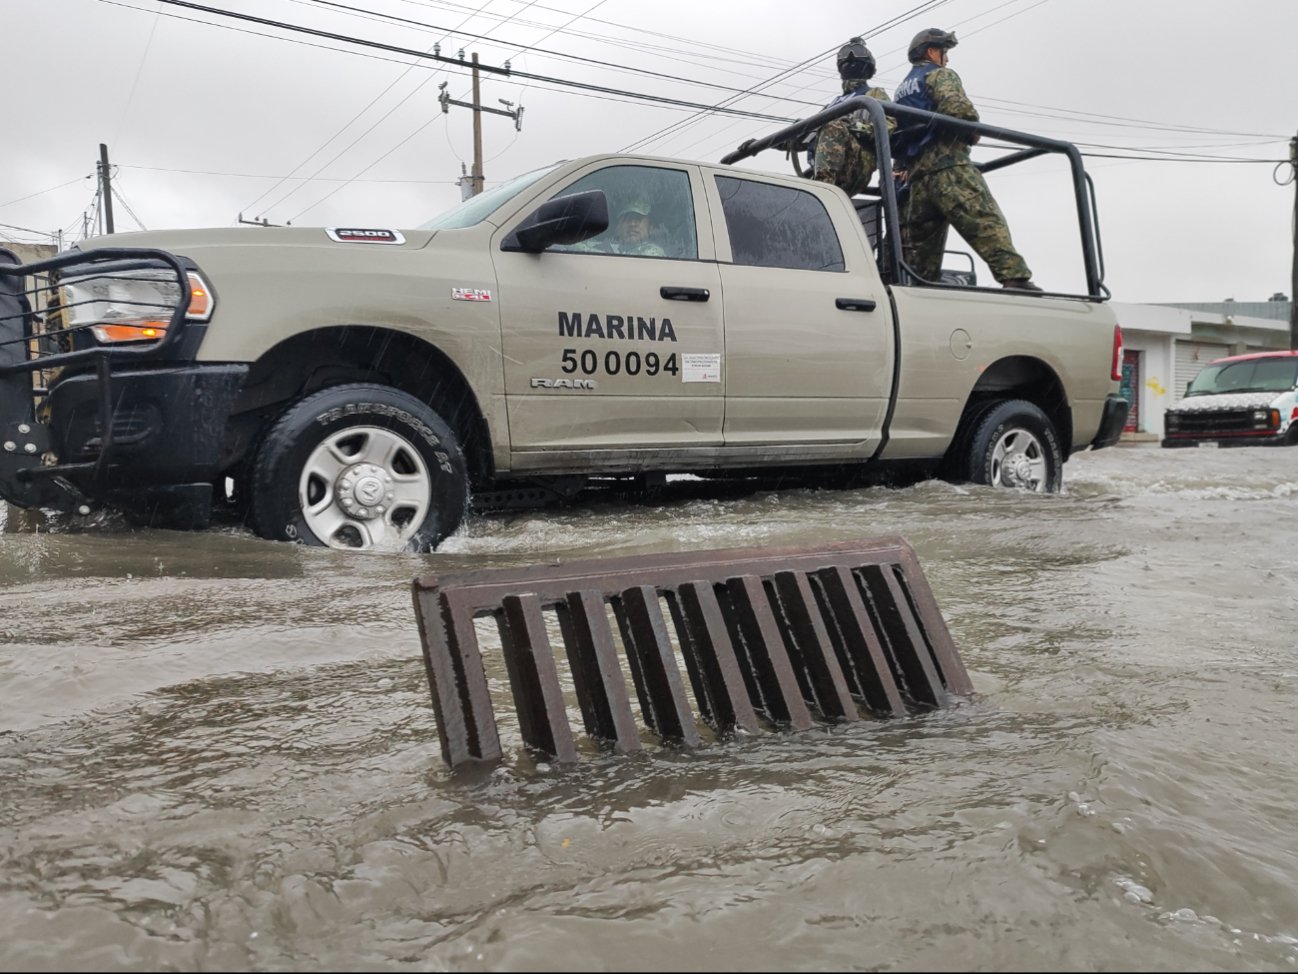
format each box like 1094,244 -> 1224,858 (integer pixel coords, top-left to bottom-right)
704,171 -> 893,456
492,162 -> 724,471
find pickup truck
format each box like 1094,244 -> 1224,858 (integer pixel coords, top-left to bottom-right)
0,97 -> 1128,551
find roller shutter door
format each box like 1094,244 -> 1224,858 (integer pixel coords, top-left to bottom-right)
1174,341 -> 1230,401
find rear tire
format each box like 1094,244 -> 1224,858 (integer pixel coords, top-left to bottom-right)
248,383 -> 468,552
963,399 -> 1062,493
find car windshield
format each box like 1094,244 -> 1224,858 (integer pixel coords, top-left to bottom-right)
420,162 -> 565,230
1185,357 -> 1298,396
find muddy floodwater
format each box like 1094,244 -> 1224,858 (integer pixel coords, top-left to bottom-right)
1,443 -> 1296,972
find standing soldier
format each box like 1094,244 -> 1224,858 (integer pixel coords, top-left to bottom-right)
891,28 -> 1041,291
811,37 -> 892,197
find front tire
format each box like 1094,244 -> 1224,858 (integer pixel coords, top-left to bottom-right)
249,384 -> 468,552
963,399 -> 1062,493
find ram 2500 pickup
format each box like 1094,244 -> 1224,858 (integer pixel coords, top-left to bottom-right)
0,97 -> 1128,550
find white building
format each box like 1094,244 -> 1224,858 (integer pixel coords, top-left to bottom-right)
1111,297 -> 1293,439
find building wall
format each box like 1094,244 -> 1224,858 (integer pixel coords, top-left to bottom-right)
0,242 -> 57,263
1110,302 -> 1289,438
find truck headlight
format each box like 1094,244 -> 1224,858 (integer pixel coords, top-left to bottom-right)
60,268 -> 213,344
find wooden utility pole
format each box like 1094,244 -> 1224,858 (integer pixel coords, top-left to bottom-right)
98,143 -> 115,235
439,52 -> 523,198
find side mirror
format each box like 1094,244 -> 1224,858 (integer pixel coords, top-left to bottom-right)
501,190 -> 609,253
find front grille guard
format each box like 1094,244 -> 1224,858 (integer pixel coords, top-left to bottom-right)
0,247 -> 192,509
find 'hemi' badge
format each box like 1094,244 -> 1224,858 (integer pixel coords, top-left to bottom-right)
326,227 -> 406,245
452,288 -> 493,302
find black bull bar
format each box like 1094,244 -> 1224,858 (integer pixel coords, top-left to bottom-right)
0,247 -> 192,510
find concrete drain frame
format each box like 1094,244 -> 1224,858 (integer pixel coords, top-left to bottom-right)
412,536 -> 972,769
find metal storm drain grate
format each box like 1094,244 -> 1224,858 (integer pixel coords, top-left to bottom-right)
411,536 -> 972,769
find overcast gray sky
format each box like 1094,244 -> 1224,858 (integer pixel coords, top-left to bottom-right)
3,0 -> 1295,302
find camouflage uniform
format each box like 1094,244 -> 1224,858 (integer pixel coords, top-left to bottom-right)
812,81 -> 892,196
568,236 -> 666,257
895,67 -> 1031,285
611,239 -> 666,257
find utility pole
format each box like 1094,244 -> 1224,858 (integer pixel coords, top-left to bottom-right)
439,52 -> 524,198
1290,131 -> 1297,350
471,53 -> 484,197
98,143 -> 115,235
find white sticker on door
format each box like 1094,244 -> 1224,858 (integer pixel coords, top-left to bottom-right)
682,353 -> 721,383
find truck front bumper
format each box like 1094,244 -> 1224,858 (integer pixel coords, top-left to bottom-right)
1090,394 -> 1129,450
1161,429 -> 1294,448
46,363 -> 248,490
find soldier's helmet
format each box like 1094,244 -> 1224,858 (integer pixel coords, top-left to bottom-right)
836,37 -> 876,80
907,27 -> 958,63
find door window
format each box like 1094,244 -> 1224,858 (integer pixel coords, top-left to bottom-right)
714,175 -> 844,272
549,165 -> 697,260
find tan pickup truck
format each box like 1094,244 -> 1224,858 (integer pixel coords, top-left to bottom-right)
0,97 -> 1127,550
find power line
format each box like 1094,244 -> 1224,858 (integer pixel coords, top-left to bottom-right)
130,1 -> 800,123
0,176 -> 94,212
620,0 -> 959,154
94,0 -> 1296,209
274,0 -> 590,221
105,0 -> 1288,156
121,163 -> 457,182
110,183 -> 148,231
0,220 -> 60,240
111,3 -> 164,151
1079,152 -> 1287,164
238,0 -> 499,218
293,0 -> 796,101
389,0 -> 801,74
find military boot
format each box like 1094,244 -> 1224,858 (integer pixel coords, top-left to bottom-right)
1002,278 -> 1043,292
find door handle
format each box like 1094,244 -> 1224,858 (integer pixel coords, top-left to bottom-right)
835,297 -> 877,312
660,286 -> 711,302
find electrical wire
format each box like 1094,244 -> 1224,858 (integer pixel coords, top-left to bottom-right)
621,0 -> 958,154
106,0 -> 1288,154
0,176 -> 94,212
92,0 -> 1295,200
262,0 -> 550,219
286,113 -> 442,222
121,163 -> 457,182
109,179 -> 150,231
0,221 -> 59,240
111,1 -> 164,151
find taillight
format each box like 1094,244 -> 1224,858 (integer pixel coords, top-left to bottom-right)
1111,324 -> 1124,382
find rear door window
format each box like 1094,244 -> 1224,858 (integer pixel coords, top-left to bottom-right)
713,175 -> 844,272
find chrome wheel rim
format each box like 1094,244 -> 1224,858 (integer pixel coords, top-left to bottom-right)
989,428 -> 1049,492
299,425 -> 431,549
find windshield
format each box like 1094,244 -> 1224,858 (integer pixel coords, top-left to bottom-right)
420,162 -> 565,230
1185,357 -> 1298,396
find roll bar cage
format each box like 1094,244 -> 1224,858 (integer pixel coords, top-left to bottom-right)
721,96 -> 1109,301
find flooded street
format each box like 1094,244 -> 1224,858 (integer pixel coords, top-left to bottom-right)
1,442 -> 1296,972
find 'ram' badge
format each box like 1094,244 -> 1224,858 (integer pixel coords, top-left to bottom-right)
326,227 -> 406,245
452,288 -> 493,302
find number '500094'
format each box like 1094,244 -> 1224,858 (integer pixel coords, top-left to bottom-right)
561,348 -> 680,377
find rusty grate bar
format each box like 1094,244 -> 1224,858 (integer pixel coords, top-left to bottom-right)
412,536 -> 971,769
